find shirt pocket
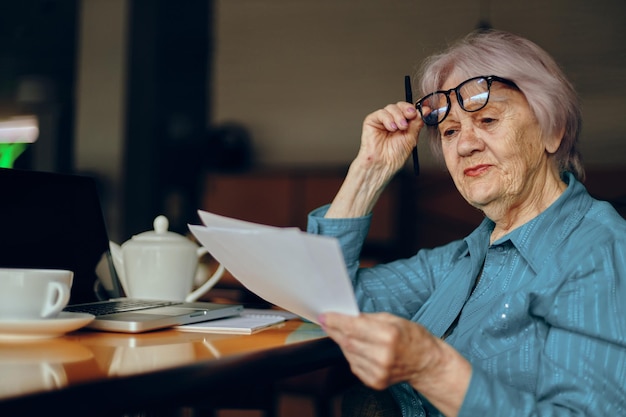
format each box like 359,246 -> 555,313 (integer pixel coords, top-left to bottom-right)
465,300 -> 542,390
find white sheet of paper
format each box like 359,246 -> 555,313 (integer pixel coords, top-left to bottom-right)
189,211 -> 360,323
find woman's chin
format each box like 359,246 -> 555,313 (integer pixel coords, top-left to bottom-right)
459,182 -> 500,208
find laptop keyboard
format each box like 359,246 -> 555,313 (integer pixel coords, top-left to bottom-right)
64,299 -> 181,316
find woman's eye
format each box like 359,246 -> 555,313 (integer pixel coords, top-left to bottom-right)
442,128 -> 457,139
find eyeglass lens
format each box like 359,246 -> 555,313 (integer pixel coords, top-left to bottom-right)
418,77 -> 492,126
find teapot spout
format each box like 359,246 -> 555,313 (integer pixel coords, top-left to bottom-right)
108,241 -> 129,295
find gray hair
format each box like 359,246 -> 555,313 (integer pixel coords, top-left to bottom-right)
418,30 -> 584,181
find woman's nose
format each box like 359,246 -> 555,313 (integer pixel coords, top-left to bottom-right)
456,121 -> 485,156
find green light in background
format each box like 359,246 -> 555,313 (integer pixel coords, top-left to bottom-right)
0,142 -> 29,168
0,115 -> 39,168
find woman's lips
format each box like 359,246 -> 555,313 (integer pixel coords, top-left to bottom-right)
464,164 -> 491,177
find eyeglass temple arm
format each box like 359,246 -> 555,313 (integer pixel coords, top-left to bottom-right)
404,75 -> 420,176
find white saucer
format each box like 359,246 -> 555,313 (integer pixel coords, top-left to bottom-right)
0,312 -> 95,342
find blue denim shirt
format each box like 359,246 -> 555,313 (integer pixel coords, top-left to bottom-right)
307,172 -> 626,417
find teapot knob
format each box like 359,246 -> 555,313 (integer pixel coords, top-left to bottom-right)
154,215 -> 169,234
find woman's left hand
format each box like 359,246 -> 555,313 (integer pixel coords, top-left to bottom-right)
320,312 -> 440,389
320,312 -> 472,417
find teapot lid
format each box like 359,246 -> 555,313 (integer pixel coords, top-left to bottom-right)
132,215 -> 188,242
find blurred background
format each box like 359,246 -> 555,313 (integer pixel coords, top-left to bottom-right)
1,0 -> 625,252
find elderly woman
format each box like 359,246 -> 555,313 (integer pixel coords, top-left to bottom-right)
309,30 -> 626,416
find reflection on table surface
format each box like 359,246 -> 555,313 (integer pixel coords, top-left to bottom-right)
0,339 -> 93,399
0,320 -> 326,402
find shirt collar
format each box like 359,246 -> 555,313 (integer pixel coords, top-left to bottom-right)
458,172 -> 593,272
495,172 -> 593,272
461,217 -> 494,260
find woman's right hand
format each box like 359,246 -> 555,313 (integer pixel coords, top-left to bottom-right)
355,101 -> 423,177
325,102 -> 423,218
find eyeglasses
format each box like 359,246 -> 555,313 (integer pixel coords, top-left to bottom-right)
415,75 -> 517,126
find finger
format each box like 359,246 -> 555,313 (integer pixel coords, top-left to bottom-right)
321,314 -> 373,356
346,354 -> 393,390
382,102 -> 420,130
364,107 -> 403,133
398,103 -> 424,146
329,312 -> 397,339
323,312 -> 387,338
323,313 -> 400,361
322,320 -> 393,387
321,312 -> 366,335
327,319 -> 404,390
397,101 -> 420,122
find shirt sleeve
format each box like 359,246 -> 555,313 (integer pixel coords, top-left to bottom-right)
307,205 -> 440,319
307,204 -> 371,278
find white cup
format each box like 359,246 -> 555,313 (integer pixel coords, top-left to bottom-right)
0,268 -> 73,320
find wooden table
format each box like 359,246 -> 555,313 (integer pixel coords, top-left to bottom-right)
0,320 -> 346,417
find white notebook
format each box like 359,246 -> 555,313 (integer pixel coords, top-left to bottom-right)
176,309 -> 296,334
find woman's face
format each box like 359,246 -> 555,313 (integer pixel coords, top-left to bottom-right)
438,75 -> 560,220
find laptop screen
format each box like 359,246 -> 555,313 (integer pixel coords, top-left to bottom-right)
0,168 -> 122,304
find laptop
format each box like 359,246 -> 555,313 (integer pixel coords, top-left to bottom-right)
0,168 -> 243,333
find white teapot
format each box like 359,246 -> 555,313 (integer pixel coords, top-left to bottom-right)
109,215 -> 224,302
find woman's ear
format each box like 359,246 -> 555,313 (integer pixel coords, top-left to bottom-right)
545,127 -> 565,154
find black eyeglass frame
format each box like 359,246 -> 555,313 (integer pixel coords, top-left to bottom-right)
415,75 -> 517,126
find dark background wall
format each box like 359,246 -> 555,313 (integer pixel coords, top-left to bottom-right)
123,0 -> 212,236
2,0 -> 624,246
